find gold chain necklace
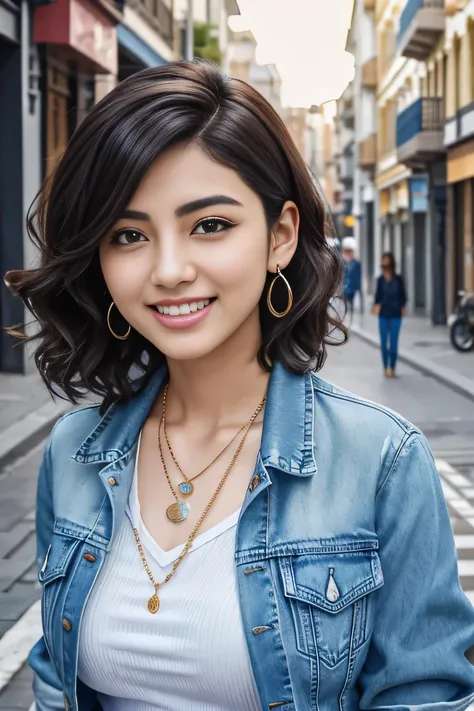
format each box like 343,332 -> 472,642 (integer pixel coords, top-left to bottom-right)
162,383 -> 250,498
134,395 -> 266,613
159,393 -> 266,523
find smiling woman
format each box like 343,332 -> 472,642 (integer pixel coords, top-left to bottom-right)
4,60 -> 474,711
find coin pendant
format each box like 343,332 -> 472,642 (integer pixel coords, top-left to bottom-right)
178,481 -> 193,496
166,499 -> 189,523
148,593 -> 160,614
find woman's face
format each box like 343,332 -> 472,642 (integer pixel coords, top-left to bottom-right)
99,142 -> 298,363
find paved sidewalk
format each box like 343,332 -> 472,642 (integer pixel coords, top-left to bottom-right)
0,371 -> 72,471
349,311 -> 474,401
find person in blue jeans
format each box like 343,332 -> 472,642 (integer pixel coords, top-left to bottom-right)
342,237 -> 362,323
373,252 -> 407,377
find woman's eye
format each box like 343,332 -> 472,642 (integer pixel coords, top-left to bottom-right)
192,219 -> 233,236
111,230 -> 147,245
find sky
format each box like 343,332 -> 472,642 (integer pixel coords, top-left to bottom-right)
228,0 -> 355,108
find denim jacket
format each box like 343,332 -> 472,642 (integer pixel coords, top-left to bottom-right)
29,361 -> 474,711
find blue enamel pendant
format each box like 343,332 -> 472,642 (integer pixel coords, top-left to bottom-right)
178,481 -> 193,496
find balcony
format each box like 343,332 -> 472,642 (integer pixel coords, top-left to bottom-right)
136,0 -> 174,46
398,0 -> 445,60
358,134 -> 377,170
396,97 -> 445,167
361,57 -> 377,90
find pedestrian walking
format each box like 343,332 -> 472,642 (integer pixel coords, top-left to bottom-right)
373,251 -> 407,378
5,61 -> 474,711
342,236 -> 362,323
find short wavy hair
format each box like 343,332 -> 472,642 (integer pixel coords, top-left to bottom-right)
5,60 -> 345,413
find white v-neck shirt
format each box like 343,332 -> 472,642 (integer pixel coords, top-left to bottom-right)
78,431 -> 261,711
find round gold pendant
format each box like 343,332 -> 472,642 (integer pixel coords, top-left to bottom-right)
148,593 -> 160,614
166,500 -> 189,523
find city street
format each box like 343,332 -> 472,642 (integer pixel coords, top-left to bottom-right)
0,332 -> 473,708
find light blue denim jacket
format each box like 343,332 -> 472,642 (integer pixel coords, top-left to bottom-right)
29,362 -> 474,711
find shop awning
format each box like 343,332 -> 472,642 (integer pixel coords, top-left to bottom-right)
117,24 -> 167,68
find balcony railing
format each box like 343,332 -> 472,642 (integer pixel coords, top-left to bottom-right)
398,0 -> 445,60
396,97 -> 445,166
137,0 -> 174,44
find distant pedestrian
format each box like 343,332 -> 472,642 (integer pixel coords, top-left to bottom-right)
342,237 -> 362,322
373,252 -> 407,378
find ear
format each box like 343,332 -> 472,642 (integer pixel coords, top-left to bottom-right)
267,201 -> 299,273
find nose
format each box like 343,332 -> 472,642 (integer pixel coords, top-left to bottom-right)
150,235 -> 196,289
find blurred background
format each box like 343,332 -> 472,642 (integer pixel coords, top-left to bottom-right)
0,1 -> 474,707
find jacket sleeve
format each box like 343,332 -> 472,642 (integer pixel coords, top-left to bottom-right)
399,274 -> 407,307
359,431 -> 474,711
374,276 -> 383,305
28,433 -> 68,710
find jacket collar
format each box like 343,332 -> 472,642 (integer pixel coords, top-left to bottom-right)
72,361 -> 317,477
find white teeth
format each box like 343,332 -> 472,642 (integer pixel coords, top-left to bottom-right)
154,299 -> 214,315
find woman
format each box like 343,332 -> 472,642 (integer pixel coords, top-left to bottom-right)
5,62 -> 474,711
373,252 -> 407,378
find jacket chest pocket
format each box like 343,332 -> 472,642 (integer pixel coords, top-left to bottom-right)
38,531 -> 81,660
279,548 -> 384,669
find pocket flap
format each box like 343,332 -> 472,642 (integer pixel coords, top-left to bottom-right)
280,549 -> 384,614
38,532 -> 80,584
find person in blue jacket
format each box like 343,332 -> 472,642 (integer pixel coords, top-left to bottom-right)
373,251 -> 407,377
4,62 -> 474,711
342,237 -> 362,322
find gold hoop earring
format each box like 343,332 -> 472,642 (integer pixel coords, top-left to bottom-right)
107,301 -> 131,340
267,264 -> 293,318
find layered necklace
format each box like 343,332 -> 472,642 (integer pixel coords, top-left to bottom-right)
132,385 -> 266,613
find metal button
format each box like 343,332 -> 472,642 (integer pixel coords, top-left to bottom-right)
62,618 -> 72,632
248,475 -> 260,493
84,553 -> 96,562
107,477 -> 117,486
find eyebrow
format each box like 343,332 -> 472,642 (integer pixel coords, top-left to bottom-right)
175,195 -> 243,217
118,195 -> 243,223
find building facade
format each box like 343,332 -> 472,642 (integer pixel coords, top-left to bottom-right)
444,0 -> 474,314
352,0 -> 447,321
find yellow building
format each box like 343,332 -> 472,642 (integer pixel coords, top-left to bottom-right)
444,0 -> 474,310
375,0 -> 446,322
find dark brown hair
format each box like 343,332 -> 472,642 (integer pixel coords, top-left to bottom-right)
5,60 -> 345,413
381,252 -> 396,272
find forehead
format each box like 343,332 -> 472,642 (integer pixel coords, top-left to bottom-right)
128,142 -> 254,210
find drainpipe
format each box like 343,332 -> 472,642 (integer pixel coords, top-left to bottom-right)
186,0 -> 194,61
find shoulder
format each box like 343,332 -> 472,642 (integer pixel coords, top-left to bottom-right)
310,372 -> 416,437
48,403 -> 103,461
308,372 -> 420,489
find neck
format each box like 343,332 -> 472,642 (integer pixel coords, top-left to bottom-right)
164,310 -> 270,429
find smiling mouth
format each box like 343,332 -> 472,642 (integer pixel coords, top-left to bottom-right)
149,298 -> 217,316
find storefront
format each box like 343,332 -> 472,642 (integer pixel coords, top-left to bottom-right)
0,0 -> 41,373
446,137 -> 474,314
34,0 -> 120,177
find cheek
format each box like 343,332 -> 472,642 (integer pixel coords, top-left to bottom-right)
100,248 -> 147,300
211,229 -> 269,291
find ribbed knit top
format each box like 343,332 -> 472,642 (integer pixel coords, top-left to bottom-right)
77,431 -> 261,710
